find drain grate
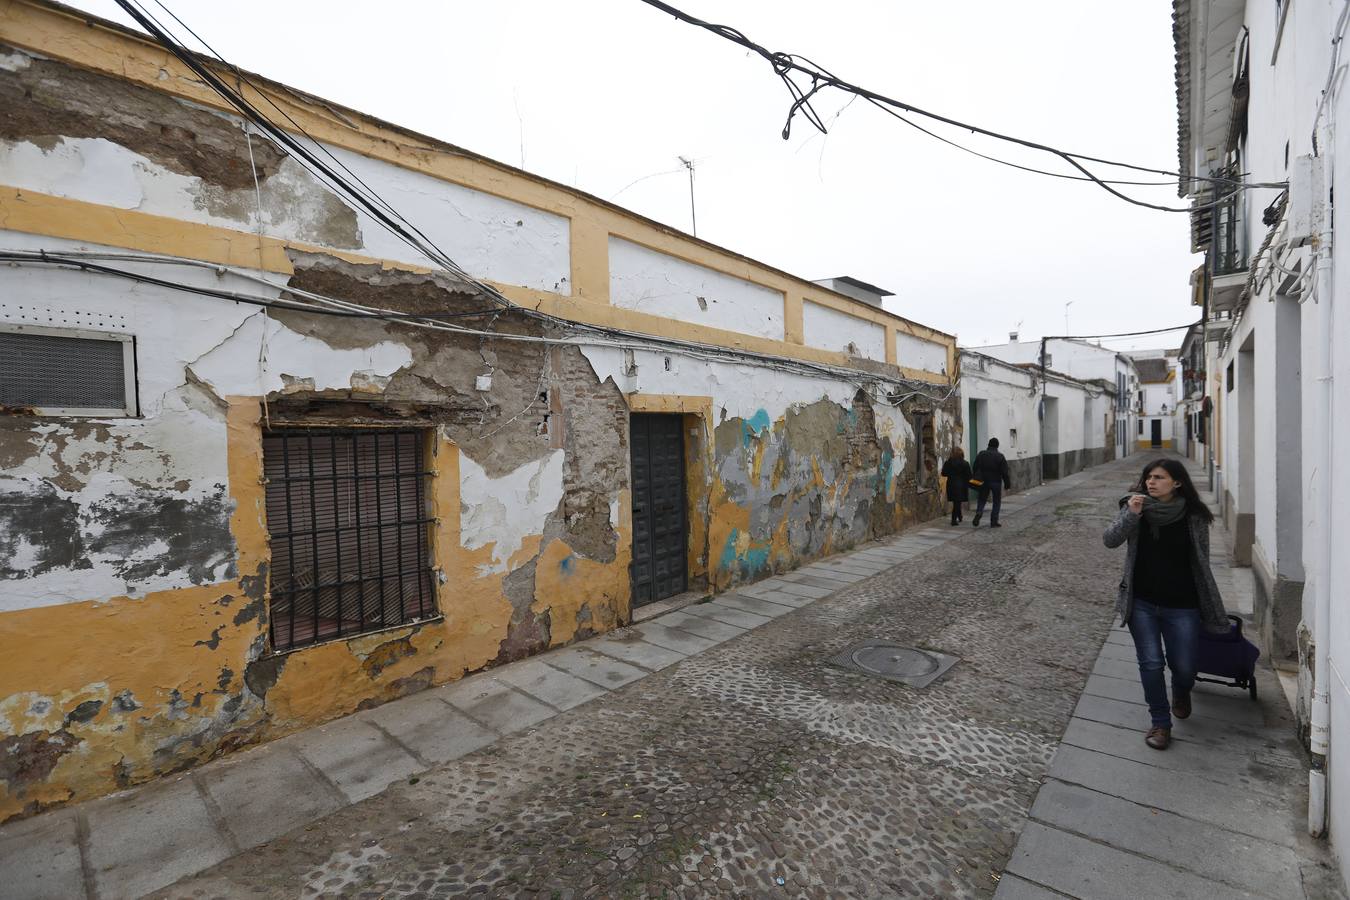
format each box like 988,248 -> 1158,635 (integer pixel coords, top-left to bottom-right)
827,640 -> 958,688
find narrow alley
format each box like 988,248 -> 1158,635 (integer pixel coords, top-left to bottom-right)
3,454 -> 1331,899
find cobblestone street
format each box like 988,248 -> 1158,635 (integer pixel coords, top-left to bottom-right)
6,455 -> 1335,899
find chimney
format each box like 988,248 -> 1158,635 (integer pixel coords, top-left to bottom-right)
1009,331 -> 1019,342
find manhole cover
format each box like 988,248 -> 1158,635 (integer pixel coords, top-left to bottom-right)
827,640 -> 958,688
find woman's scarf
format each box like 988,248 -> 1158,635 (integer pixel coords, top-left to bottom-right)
1120,494 -> 1188,539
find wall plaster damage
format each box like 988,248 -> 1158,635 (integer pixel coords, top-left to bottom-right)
0,9 -> 959,825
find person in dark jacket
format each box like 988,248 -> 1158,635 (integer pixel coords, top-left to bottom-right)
971,438 -> 1011,527
940,447 -> 972,525
1103,458 -> 1227,751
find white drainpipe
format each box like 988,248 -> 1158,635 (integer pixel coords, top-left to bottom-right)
1309,0 -> 1349,835
1309,175 -> 1333,837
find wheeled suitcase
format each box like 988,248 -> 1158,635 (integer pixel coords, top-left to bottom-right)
1195,614 -> 1261,699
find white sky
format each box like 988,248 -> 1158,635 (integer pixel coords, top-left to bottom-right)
62,0 -> 1201,352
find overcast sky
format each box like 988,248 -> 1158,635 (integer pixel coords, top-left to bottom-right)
64,0 -> 1199,352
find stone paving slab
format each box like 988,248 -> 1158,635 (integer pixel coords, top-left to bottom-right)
655,608 -> 748,643
1048,744 -> 1299,847
1029,780 -> 1302,899
1002,821 -> 1270,900
748,587 -> 817,608
287,713 -> 426,802
683,599 -> 773,629
0,808 -> 84,900
588,632 -> 688,670
793,564 -> 864,583
196,744 -> 344,849
84,775 -> 234,899
768,580 -> 833,600
490,657 -> 610,711
455,680 -> 559,733
542,645 -> 654,690
361,689 -> 499,763
710,592 -> 796,619
628,620 -> 721,655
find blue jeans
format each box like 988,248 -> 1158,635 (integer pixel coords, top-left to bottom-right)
1126,599 -> 1200,728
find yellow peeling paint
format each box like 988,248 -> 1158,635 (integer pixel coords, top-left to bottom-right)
532,537 -> 627,647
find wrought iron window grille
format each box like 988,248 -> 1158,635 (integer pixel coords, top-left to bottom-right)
262,428 -> 438,653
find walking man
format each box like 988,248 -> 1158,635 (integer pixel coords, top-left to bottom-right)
972,438 -> 1012,527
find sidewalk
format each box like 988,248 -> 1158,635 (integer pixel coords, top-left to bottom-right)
996,459 -> 1343,900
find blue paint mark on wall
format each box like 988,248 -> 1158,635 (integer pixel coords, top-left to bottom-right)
718,527 -> 770,579
740,545 -> 770,577
559,554 -> 576,575
720,529 -> 741,570
876,449 -> 894,490
741,409 -> 772,447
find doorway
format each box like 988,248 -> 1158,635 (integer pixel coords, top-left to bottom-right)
629,413 -> 688,607
1150,418 -> 1163,448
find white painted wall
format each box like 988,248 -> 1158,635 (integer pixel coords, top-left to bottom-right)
0,48 -> 573,295
958,355 -> 1041,468
608,238 -> 786,341
802,300 -> 885,361
896,331 -> 949,375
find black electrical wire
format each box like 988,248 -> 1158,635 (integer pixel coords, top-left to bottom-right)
113,0 -> 514,313
637,0 -> 1287,210
1046,323 -> 1200,340
0,251 -> 503,321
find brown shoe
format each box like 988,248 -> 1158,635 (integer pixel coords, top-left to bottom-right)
1172,694 -> 1192,720
1145,726 -> 1171,750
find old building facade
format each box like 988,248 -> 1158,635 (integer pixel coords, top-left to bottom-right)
1175,0 -> 1350,869
0,1 -> 957,822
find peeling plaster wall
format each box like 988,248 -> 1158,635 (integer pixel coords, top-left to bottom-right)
608,237 -> 786,340
0,44 -> 571,294
582,346 -> 955,591
802,300 -> 885,361
0,233 -> 633,823
896,330 -> 949,375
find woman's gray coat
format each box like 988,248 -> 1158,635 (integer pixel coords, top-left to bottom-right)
1102,505 -> 1230,634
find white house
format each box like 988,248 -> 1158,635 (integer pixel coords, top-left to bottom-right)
959,350 -> 1115,486
969,337 -> 1139,461
1175,0 -> 1350,862
1127,353 -> 1181,450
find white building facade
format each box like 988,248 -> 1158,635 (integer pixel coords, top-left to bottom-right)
1176,0 -> 1350,863
958,350 -> 1115,487
970,337 -> 1139,464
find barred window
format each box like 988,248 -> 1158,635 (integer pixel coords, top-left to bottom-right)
263,429 -> 437,652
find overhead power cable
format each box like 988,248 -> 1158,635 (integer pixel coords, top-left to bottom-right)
637,0 -> 1288,210
113,0 -> 513,314
3,249 -> 960,402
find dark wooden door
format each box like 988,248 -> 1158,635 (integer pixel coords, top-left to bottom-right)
630,413 -> 687,607
1151,418 -> 1163,448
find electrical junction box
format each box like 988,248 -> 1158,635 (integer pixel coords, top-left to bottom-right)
1287,154 -> 1323,247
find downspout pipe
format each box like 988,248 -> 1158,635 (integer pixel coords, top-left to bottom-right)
1310,147 -> 1334,838
1038,336 -> 1048,485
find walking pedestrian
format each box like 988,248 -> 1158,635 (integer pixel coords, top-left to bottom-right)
940,447 -> 972,525
971,438 -> 1011,527
1103,458 -> 1228,750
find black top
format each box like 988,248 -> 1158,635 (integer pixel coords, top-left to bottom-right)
940,457 -> 972,500
1132,518 -> 1198,608
973,449 -> 1011,488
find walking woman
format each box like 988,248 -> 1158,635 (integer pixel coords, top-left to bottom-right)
1103,458 -> 1228,750
940,447 -> 973,525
